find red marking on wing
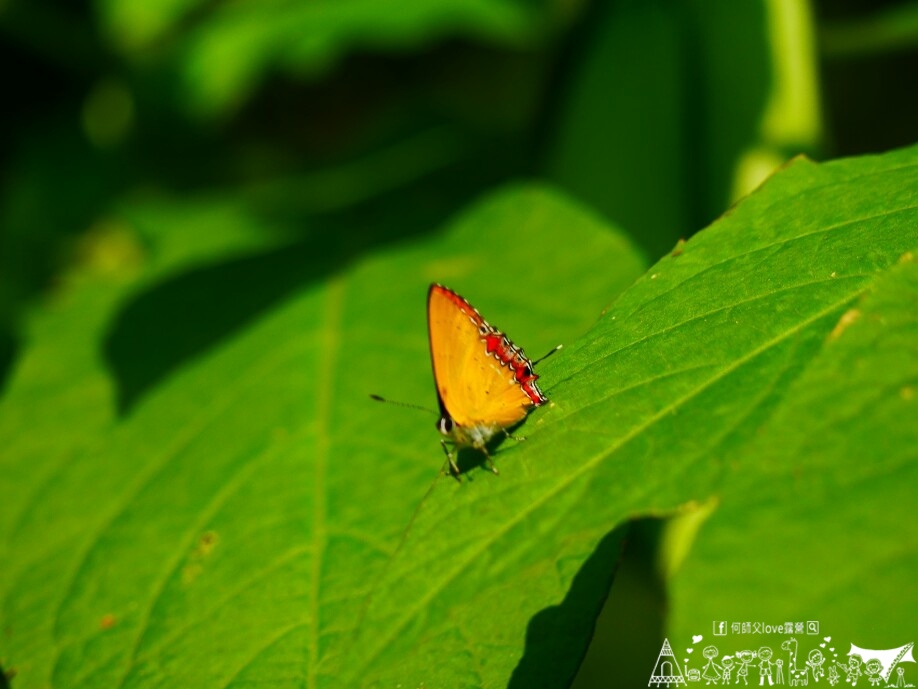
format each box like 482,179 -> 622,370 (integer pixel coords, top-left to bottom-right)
432,284 -> 548,407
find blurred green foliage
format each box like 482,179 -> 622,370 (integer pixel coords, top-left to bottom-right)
1,0 -> 916,686
3,0 -> 915,348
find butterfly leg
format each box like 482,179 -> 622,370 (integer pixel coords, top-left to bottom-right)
440,439 -> 462,481
501,428 -> 527,443
480,446 -> 500,475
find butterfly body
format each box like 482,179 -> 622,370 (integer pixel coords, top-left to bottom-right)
427,284 -> 547,476
437,415 -> 499,454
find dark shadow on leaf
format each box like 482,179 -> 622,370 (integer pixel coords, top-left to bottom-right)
570,518 -> 667,689
104,236 -> 340,414
454,448 -> 486,478
103,148 -> 523,415
103,196 -> 447,415
508,524 -> 629,689
453,445 -> 506,481
453,421 -> 529,478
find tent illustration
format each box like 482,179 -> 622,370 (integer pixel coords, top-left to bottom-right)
848,642 -> 914,682
649,638 -> 687,687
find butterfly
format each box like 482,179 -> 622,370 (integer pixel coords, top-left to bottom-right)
427,284 -> 550,477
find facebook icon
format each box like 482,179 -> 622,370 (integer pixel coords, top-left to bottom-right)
713,621 -> 728,636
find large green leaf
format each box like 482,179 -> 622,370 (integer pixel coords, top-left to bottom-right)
348,146 -> 918,687
2,144 -> 916,689
0,193 -> 290,545
0,195 -> 290,684
667,249 -> 918,649
0,185 -> 644,687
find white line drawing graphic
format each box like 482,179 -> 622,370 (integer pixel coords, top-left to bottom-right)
836,654 -> 863,685
650,638 -> 688,687
783,639 -> 805,686
737,650 -> 756,686
759,647 -> 776,686
847,643 -> 914,684
807,649 -> 827,683
722,657 -> 736,684
647,635 -> 914,689
702,645 -> 723,685
864,659 -> 882,687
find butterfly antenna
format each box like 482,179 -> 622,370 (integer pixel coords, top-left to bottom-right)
369,394 -> 439,416
533,344 -> 563,366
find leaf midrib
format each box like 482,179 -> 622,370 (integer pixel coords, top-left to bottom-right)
308,277 -> 346,689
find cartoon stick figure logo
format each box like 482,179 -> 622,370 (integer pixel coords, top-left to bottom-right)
808,649 -> 826,682
736,650 -> 755,686
758,647 -> 775,686
702,646 -> 723,685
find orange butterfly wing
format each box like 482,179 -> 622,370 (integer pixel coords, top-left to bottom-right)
427,284 -> 545,431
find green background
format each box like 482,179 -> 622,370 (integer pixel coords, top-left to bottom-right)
1,1 -> 916,687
